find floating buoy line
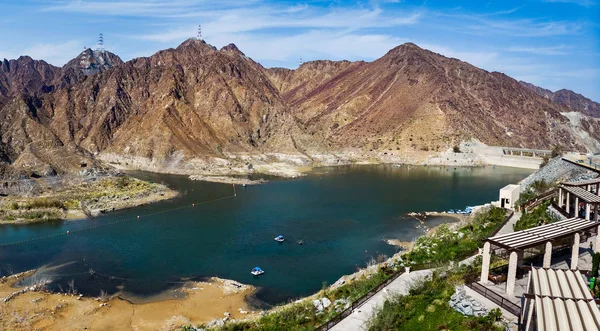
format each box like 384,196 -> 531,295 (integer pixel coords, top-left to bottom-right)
0,187 -> 237,247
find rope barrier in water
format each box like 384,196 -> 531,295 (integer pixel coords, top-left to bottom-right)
0,193 -> 236,247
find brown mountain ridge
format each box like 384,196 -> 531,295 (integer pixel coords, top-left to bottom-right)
1,39 -> 599,179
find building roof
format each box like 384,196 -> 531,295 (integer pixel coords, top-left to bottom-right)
529,267 -> 600,330
562,177 -> 600,187
560,185 -> 600,203
487,218 -> 597,250
500,184 -> 520,191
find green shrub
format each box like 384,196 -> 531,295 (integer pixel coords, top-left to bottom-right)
366,272 -> 504,331
513,201 -> 557,231
592,252 -> 600,278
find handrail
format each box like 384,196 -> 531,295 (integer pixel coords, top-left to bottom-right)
315,268 -> 407,331
465,281 -> 521,317
550,201 -> 569,218
522,189 -> 557,212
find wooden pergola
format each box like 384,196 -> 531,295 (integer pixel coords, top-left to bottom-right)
480,218 -> 600,296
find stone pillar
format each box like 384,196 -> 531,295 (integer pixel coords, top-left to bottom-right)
566,192 -> 571,214
571,233 -> 580,270
596,183 -> 599,195
588,185 -> 592,192
543,241 -> 553,268
517,250 -> 524,268
506,251 -> 519,296
480,242 -> 491,285
575,197 -> 580,217
586,203 -> 592,221
595,204 -> 599,222
596,225 -> 600,254
559,187 -> 563,207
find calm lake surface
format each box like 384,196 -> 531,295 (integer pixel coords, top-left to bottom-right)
0,165 -> 532,305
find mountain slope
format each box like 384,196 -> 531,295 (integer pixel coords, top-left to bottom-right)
0,39 -> 305,177
273,43 -> 594,153
520,81 -> 600,118
1,40 -> 599,179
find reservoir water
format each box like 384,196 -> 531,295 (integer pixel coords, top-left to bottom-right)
0,165 -> 531,305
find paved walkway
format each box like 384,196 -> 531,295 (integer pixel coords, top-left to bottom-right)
495,211 -> 521,236
330,269 -> 433,331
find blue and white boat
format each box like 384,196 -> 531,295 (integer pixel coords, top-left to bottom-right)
274,235 -> 285,242
251,267 -> 264,276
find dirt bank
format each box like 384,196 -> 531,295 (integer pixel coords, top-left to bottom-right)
0,272 -> 257,331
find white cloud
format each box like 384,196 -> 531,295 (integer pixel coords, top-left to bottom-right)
133,6 -> 422,43
507,45 -> 569,55
542,0 -> 596,7
0,40 -> 83,66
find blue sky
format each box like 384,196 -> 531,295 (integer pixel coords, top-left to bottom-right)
0,0 -> 598,101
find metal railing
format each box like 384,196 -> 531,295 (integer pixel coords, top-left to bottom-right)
465,281 -> 521,317
522,189 -> 557,212
315,268 -> 406,331
551,201 -> 569,218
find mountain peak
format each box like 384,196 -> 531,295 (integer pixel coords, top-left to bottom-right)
220,43 -> 245,56
177,38 -> 218,54
63,48 -> 123,75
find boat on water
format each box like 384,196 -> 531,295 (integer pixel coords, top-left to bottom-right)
251,267 -> 264,276
274,235 -> 285,242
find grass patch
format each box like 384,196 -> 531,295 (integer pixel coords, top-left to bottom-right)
365,271 -> 503,331
403,207 -> 507,266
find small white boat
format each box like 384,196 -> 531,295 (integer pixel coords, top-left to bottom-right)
251,267 -> 264,276
274,235 -> 284,242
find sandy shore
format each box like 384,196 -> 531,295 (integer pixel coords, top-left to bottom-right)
0,272 -> 258,331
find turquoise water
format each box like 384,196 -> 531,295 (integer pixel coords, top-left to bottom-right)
0,165 -> 531,305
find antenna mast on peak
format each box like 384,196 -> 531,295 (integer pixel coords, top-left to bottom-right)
196,25 -> 202,40
97,33 -> 104,52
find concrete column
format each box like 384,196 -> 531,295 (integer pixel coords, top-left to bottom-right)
517,250 -> 525,268
543,241 -> 553,268
588,185 -> 592,192
571,233 -> 580,270
575,197 -> 579,217
595,204 -> 599,222
559,188 -> 563,207
596,225 -> 600,254
596,183 -> 599,195
480,242 -> 491,285
566,192 -> 571,214
586,203 -> 592,221
506,251 -> 519,296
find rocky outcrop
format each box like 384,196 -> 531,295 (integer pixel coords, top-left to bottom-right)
449,286 -> 489,317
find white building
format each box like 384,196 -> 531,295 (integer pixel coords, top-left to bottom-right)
499,184 -> 520,210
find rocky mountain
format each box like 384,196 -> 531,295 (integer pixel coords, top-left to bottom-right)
0,39 -> 305,177
1,39 -> 600,179
520,81 -> 600,118
267,43 -> 597,153
63,49 -> 123,76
